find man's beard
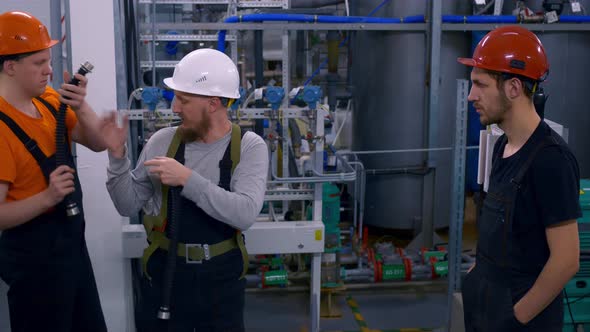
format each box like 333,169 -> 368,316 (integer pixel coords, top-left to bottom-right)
480,92 -> 511,126
179,113 -> 211,143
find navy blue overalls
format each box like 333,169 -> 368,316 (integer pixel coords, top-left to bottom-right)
462,133 -> 564,332
0,97 -> 106,332
137,133 -> 246,332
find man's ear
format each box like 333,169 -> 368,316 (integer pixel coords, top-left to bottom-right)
505,77 -> 523,99
210,97 -> 225,112
2,60 -> 17,76
208,97 -> 220,113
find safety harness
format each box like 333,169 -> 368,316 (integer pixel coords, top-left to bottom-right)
141,123 -> 249,279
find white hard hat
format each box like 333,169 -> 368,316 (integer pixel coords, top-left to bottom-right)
163,48 -> 240,99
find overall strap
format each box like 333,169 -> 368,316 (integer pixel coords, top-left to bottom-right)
141,129 -> 183,278
34,97 -> 58,118
0,111 -> 48,168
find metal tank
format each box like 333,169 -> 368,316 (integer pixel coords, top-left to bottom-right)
350,0 -> 471,230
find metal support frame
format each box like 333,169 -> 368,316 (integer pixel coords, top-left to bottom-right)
124,108 -> 308,119
281,0 -> 291,219
493,0 -> 504,16
139,0 -> 285,6
446,79 -> 469,331
49,0 -> 64,90
310,104 -> 324,332
141,22 -> 428,31
139,33 -> 237,41
417,0 -> 442,250
442,23 -> 590,32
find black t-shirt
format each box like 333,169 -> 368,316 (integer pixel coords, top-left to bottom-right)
491,120 -> 581,275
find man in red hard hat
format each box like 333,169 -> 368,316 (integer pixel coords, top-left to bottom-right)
0,11 -> 127,332
458,26 -> 581,331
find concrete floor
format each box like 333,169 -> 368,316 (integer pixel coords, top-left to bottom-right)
244,285 -> 449,332
0,282 -> 456,332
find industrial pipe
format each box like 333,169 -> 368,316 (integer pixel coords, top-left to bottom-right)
442,15 -> 518,23
217,14 -> 426,52
559,15 -> 590,22
443,15 -> 590,24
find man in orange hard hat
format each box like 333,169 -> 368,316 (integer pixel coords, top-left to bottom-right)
458,26 -> 581,331
0,11 -> 127,332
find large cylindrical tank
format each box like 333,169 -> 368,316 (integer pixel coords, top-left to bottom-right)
350,1 -> 471,230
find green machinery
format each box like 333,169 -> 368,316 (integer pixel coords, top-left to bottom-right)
563,179 -> 590,331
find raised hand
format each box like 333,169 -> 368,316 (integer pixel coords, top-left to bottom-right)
101,111 -> 129,158
58,71 -> 88,111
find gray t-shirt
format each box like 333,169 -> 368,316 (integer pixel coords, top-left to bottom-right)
106,125 -> 269,231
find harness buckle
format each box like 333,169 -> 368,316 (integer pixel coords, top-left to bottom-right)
185,243 -> 210,264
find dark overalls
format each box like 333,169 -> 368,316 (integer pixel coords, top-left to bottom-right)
137,137 -> 246,332
462,134 -> 564,332
0,98 -> 106,332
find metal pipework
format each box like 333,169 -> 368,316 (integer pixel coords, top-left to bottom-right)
268,143 -> 356,183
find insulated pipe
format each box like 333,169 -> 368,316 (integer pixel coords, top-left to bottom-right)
217,14 -> 426,52
442,15 -> 518,23
559,15 -> 590,22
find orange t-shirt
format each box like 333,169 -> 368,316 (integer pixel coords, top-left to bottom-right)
0,86 -> 78,202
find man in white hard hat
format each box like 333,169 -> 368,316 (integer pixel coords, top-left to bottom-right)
106,48 -> 268,331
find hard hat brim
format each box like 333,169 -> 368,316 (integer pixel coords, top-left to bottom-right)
457,57 -> 476,67
47,39 -> 59,48
163,77 -> 241,99
163,77 -> 176,91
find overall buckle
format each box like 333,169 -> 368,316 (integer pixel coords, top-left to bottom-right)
185,243 -> 210,264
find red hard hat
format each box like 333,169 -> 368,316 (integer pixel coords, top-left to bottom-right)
0,11 -> 59,56
458,26 -> 549,81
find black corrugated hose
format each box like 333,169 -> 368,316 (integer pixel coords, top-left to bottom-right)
56,62 -> 93,217
157,186 -> 182,322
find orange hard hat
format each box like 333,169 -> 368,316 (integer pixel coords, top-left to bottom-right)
458,26 -> 549,82
0,11 -> 58,56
